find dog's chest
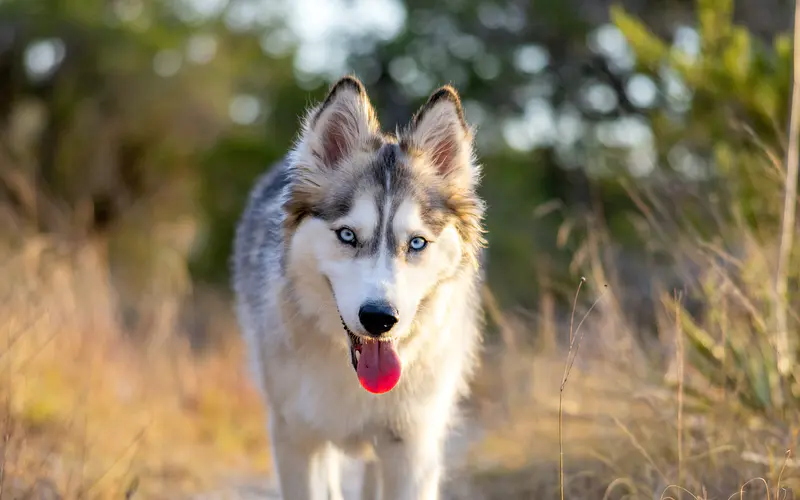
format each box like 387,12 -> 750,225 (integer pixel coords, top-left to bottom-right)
266,342 -> 397,441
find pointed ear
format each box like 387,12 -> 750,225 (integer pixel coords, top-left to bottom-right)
299,76 -> 379,169
403,85 -> 476,186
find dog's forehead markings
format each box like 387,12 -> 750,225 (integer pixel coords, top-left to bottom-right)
374,143 -> 403,255
326,140 -> 448,258
341,190 -> 379,249
380,145 -> 393,258
392,198 -> 423,235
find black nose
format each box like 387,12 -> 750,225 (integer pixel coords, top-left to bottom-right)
358,302 -> 399,337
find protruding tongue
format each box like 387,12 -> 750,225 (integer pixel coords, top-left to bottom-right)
356,339 -> 402,394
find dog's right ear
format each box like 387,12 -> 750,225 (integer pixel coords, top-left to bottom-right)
402,85 -> 476,189
299,76 -> 379,169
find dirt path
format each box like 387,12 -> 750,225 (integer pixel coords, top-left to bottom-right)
191,417 -> 485,500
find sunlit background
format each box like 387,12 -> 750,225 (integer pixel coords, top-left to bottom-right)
1,0 -> 799,498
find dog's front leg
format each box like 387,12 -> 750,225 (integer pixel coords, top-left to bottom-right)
375,429 -> 444,500
269,414 -> 329,500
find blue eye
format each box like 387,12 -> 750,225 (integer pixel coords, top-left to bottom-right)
336,227 -> 357,246
409,236 -> 428,252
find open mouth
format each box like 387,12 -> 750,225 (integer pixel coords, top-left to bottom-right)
338,315 -> 402,395
339,316 -> 362,371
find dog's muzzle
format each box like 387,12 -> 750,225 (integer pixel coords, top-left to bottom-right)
338,313 -> 403,395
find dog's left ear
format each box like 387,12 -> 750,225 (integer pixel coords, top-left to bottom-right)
404,86 -> 476,187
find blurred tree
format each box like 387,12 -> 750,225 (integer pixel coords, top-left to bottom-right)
0,0 -> 297,342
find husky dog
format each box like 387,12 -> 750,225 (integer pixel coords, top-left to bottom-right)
231,75 -> 486,500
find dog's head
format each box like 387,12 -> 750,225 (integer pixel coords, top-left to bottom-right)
283,76 -> 485,394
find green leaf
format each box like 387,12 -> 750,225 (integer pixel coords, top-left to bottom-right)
722,27 -> 752,89
697,0 -> 733,48
611,5 -> 668,68
774,33 -> 792,62
752,78 -> 780,121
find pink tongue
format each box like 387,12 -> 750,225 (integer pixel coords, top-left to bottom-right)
356,340 -> 402,394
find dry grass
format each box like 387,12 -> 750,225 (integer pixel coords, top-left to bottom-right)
457,243 -> 800,500
458,331 -> 800,500
0,239 -> 270,499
